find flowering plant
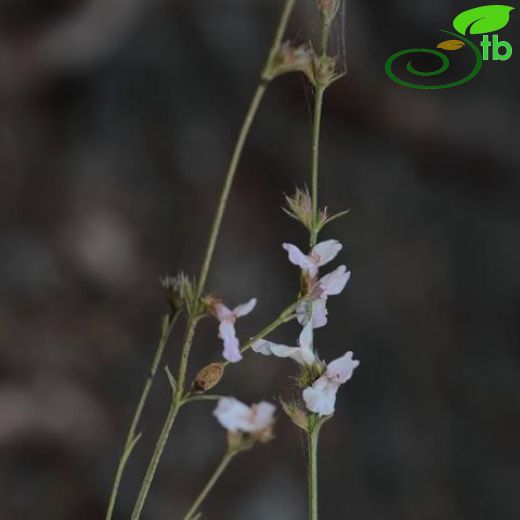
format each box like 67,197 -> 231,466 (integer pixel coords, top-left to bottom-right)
104,1 -> 358,519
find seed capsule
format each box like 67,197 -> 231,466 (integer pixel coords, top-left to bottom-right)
192,363 -> 224,393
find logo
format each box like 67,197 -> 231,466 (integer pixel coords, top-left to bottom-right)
385,5 -> 514,89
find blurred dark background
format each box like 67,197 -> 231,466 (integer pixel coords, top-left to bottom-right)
1,0 -> 519,518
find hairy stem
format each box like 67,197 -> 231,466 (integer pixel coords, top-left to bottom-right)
307,419 -> 323,520
182,450 -> 236,520
105,310 -> 180,520
310,85 -> 325,247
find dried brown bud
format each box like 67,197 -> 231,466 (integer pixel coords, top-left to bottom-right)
201,294 -> 222,318
311,54 -> 341,87
192,363 -> 225,393
267,41 -> 314,80
281,400 -> 309,431
251,425 -> 275,444
316,0 -> 341,23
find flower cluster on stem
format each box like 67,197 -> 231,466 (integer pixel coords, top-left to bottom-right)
106,2 -> 357,520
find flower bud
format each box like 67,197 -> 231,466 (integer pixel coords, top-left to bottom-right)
283,186 -> 313,231
160,272 -> 196,312
311,54 -> 340,87
192,362 -> 225,393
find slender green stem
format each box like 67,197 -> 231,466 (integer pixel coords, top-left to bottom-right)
132,399 -> 181,520
196,0 -> 295,298
306,11 -> 339,520
130,318 -> 198,520
320,21 -> 330,56
240,300 -> 298,354
105,310 -> 180,520
182,450 -> 236,520
196,83 -> 266,298
183,394 -> 224,404
307,420 -> 322,520
128,2 -> 297,517
310,85 -> 325,247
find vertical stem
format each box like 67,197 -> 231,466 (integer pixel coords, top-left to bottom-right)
105,311 -> 180,520
310,85 -> 325,247
196,0 -> 295,298
307,422 -> 322,520
196,83 -> 267,298
130,319 -> 198,520
128,2 -> 296,517
320,21 -> 330,57
131,399 -> 181,520
182,451 -> 236,520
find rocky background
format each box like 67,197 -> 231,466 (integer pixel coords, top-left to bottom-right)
0,0 -> 519,518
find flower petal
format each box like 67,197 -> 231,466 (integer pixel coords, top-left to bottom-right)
233,298 -> 257,318
250,401 -> 276,431
214,303 -> 233,322
252,339 -> 309,365
326,351 -> 359,384
219,321 -> 242,363
213,397 -> 252,432
319,265 -> 351,296
296,300 -> 309,326
298,322 -> 316,364
283,243 -> 315,272
310,298 -> 328,328
302,378 -> 338,416
311,239 -> 342,267
296,299 -> 328,329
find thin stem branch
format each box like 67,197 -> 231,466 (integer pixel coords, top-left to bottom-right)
182,450 -> 236,520
196,83 -> 266,298
105,310 -> 181,520
130,316 -> 199,520
240,300 -> 298,354
310,85 -> 325,247
128,2 -> 297,517
183,394 -> 224,404
196,0 -> 296,298
307,420 -> 323,520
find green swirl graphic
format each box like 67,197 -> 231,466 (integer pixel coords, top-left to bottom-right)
385,30 -> 483,89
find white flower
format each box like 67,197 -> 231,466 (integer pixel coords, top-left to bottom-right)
252,321 -> 316,365
283,239 -> 342,278
283,240 -> 350,329
212,298 -> 257,363
213,397 -> 276,433
302,351 -> 359,416
295,298 -> 326,329
295,265 -> 351,328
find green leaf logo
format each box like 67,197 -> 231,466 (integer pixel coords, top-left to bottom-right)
453,5 -> 514,35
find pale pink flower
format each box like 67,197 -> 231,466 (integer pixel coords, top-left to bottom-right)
296,265 -> 351,328
302,351 -> 359,416
252,321 -> 316,365
284,239 -> 350,328
211,298 -> 257,363
283,239 -> 342,278
213,397 -> 275,433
